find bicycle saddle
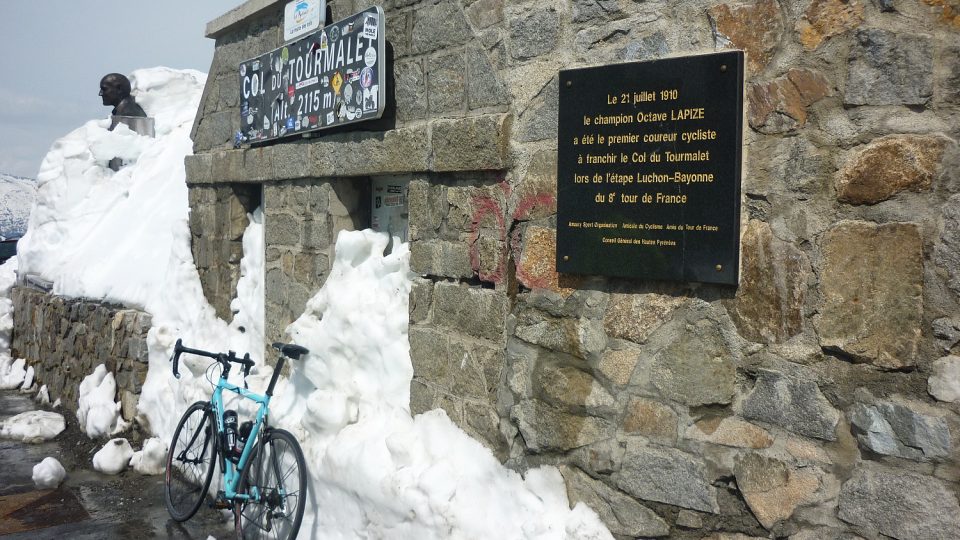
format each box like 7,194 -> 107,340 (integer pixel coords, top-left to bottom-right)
272,342 -> 309,360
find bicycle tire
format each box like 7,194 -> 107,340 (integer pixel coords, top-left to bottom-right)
238,428 -> 308,539
164,401 -> 218,521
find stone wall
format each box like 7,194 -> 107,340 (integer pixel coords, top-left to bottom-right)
188,0 -> 960,538
10,286 -> 151,422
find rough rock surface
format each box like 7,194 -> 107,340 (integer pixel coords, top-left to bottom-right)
836,135 -> 947,205
741,368 -> 840,441
838,464 -> 960,539
815,221 -> 923,368
616,442 -> 720,513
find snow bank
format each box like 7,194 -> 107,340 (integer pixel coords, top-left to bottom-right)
0,356 -> 27,389
77,364 -> 126,438
129,436 -> 167,475
17,68 -> 206,310
32,456 -> 67,489
93,437 -> 134,475
0,410 -> 66,442
17,66 -> 612,539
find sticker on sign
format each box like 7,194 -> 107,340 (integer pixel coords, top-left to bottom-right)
284,0 -> 325,42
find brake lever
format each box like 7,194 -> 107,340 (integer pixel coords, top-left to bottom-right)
171,338 -> 183,379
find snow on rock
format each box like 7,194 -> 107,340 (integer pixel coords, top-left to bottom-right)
93,438 -> 134,475
77,364 -> 126,438
0,356 -> 27,389
0,257 -> 16,351
0,410 -> 66,442
129,437 -> 167,475
32,456 -> 66,489
36,384 -> 50,404
20,365 -> 35,392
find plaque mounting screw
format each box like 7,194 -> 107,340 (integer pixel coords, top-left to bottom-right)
565,80 -> 572,87
720,64 -> 727,72
715,264 -> 723,272
563,255 -> 570,261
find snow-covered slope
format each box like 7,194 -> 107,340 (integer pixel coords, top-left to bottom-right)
0,173 -> 36,239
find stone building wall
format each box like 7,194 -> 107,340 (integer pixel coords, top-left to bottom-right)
188,0 -> 960,538
10,286 -> 151,422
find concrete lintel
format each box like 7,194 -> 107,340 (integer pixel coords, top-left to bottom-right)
206,0 -> 284,39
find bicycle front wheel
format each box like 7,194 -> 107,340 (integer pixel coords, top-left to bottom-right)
239,428 -> 307,539
165,401 -> 218,522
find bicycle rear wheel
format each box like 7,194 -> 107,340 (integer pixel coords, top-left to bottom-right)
238,428 -> 307,539
165,401 -> 218,521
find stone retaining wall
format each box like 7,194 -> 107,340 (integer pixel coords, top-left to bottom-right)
10,286 -> 151,422
189,1 -> 960,538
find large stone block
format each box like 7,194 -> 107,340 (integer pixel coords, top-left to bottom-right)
685,416 -> 773,449
430,115 -> 511,171
615,441 -> 719,513
562,466 -> 669,537
836,135 -> 948,205
845,29 -> 933,106
516,77 -> 558,143
942,45 -> 960,104
934,194 -> 960,298
514,313 -> 606,360
265,213 -> 301,246
427,51 -> 466,114
815,221 -> 922,368
395,60 -> 427,122
406,179 -> 446,241
735,454 -> 821,529
795,0 -> 864,50
466,46 -> 508,110
650,320 -> 736,406
929,355 -> 960,402
410,239 -> 474,279
510,399 -> 612,452
707,0 -> 783,73
748,69 -> 831,134
741,368 -> 840,441
604,293 -> 686,345
411,1 -> 472,55
534,363 -> 615,414
432,282 -> 507,342
838,464 -> 960,539
509,8 -> 560,60
621,398 -> 678,444
571,0 -> 620,23
849,400 -> 952,460
726,221 -> 808,344
516,226 -> 567,294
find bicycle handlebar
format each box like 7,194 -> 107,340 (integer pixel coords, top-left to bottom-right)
169,339 -> 256,379
170,340 -> 308,385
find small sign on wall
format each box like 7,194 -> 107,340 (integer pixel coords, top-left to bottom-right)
284,0 -> 324,42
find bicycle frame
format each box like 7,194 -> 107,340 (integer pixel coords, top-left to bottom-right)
210,375 -> 270,501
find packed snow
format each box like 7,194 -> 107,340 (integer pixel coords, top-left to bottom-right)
129,436 -> 167,475
93,437 -> 134,475
76,364 -> 127,438
9,66 -> 612,539
32,456 -> 67,489
0,410 -> 66,442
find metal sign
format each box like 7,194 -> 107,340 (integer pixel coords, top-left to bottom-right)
238,7 -> 385,144
284,0 -> 324,42
556,51 -> 744,285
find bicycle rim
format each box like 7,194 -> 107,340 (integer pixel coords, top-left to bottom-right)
240,429 -> 307,540
165,401 -> 217,521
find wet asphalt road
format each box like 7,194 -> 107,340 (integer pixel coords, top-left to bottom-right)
0,390 -> 235,539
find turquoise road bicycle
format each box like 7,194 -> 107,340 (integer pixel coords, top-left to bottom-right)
164,340 -> 308,540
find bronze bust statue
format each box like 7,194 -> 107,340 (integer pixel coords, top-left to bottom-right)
99,73 -> 146,122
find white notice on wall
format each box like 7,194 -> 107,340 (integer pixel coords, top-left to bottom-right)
284,0 -> 325,42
